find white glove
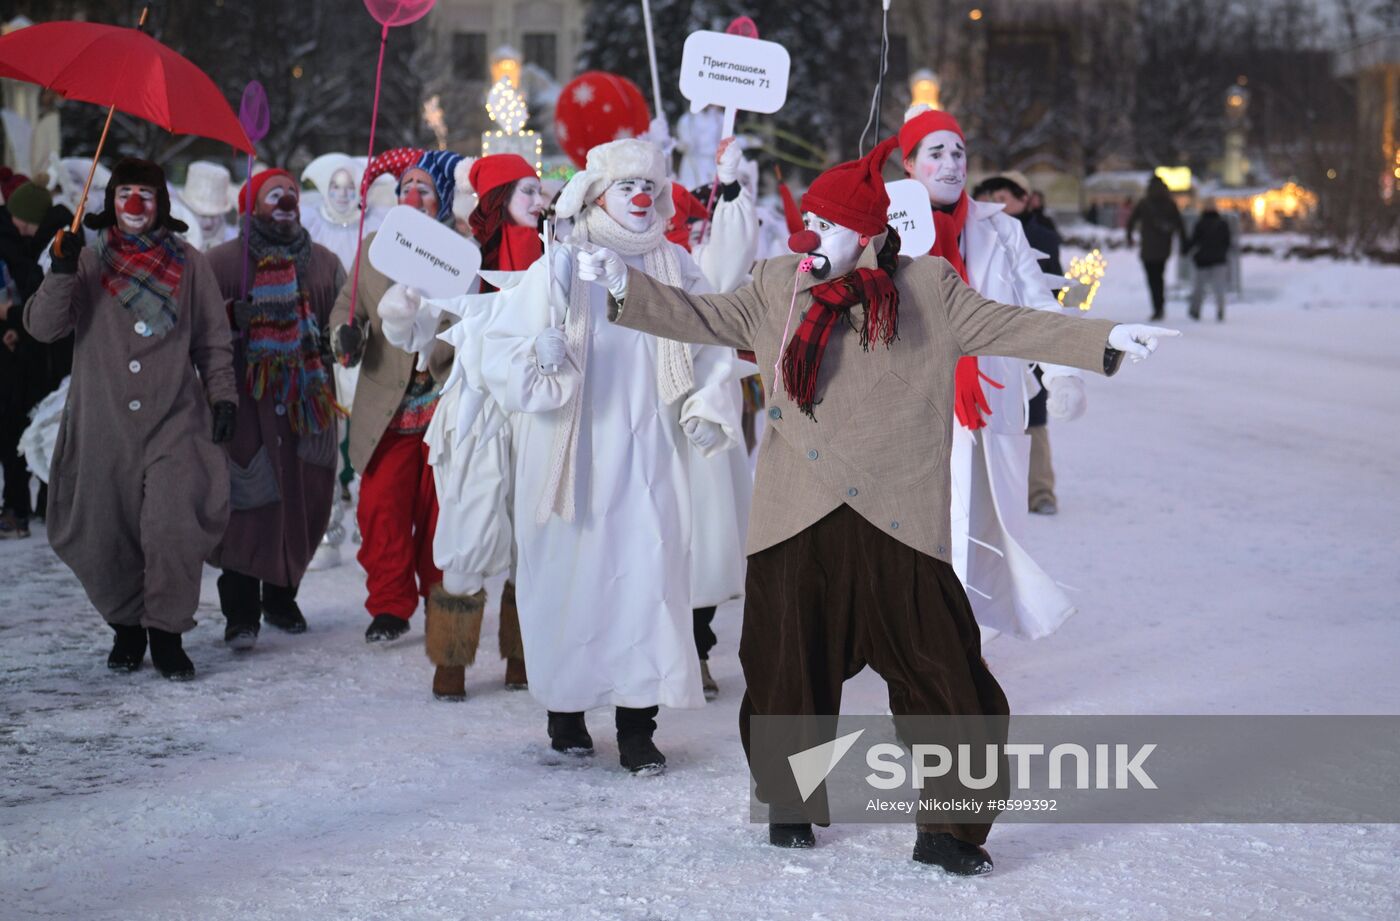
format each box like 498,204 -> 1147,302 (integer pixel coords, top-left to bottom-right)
1108,324 -> 1181,363
716,136 -> 741,185
377,285 -> 434,370
1045,375 -> 1087,422
577,247 -> 629,301
682,417 -> 724,453
533,327 -> 568,373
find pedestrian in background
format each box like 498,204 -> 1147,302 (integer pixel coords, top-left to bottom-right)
1127,176 -> 1187,321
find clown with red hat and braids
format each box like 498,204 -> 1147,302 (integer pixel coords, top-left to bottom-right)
204,169 -> 346,646
375,152 -> 548,701
329,147 -> 464,645
898,106 -> 1092,644
580,134 -> 1177,874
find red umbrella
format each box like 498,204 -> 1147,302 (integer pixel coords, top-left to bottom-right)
0,9 -> 253,233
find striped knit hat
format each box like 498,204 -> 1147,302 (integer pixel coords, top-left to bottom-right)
359,147 -> 465,223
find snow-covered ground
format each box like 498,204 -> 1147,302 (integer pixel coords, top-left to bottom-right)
3,247 -> 1398,920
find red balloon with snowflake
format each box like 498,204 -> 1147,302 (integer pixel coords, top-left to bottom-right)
553,71 -> 652,168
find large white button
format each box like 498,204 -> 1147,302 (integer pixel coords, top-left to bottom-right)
275,404 -> 287,416
128,400 -> 141,411
128,360 -> 141,373
134,320 -> 148,335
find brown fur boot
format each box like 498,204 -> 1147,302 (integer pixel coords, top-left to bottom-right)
499,580 -> 528,690
425,584 -> 485,701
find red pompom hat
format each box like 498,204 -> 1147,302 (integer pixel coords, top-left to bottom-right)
799,136 -> 901,238
239,168 -> 295,214
897,108 -> 965,160
468,154 -> 537,199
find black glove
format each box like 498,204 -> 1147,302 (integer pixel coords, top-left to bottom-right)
334,322 -> 365,368
49,230 -> 82,275
211,400 -> 237,444
230,299 -> 257,331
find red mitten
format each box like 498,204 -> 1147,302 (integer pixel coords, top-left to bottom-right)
953,356 -> 1004,430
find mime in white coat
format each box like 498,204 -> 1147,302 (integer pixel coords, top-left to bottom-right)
680,137 -> 759,700
480,138 -> 742,773
899,107 -> 1088,641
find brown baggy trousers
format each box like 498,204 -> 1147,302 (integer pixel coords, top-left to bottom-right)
739,504 -> 1010,845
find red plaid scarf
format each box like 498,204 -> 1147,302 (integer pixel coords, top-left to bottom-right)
780,267 -> 899,419
97,228 -> 184,337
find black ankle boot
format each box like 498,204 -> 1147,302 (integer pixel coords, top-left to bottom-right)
616,706 -> 665,774
217,571 -> 260,649
769,823 -> 816,848
547,711 -> 594,755
107,624 -> 146,671
261,582 -> 307,634
147,629 -> 195,681
913,832 -> 993,876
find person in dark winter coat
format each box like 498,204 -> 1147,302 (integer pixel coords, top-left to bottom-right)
1,182 -> 77,538
24,158 -> 238,680
1184,204 -> 1232,322
205,169 -> 346,647
1127,176 -> 1187,320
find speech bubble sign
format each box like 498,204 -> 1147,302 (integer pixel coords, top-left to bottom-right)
885,179 -> 936,256
679,30 -> 790,117
369,205 -> 481,300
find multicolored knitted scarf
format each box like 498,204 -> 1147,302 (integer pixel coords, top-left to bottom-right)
244,219 -> 340,435
96,227 -> 184,338
780,265 -> 899,420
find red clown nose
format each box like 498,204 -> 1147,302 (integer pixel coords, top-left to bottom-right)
788,229 -> 820,254
630,193 -> 653,208
121,194 -> 147,215
402,186 -> 424,209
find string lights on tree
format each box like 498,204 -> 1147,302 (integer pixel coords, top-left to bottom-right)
481,47 -> 542,173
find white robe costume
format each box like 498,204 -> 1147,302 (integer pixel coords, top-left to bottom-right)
952,200 -> 1083,641
480,242 -> 741,713
686,187 -> 759,609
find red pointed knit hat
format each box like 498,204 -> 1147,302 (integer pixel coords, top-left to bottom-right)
468,154 -> 537,199
799,136 -> 900,237
897,108 -> 965,160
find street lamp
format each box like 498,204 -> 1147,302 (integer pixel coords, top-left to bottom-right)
491,46 -> 522,88
910,68 -> 941,110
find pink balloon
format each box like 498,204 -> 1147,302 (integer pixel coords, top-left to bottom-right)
726,16 -> 759,39
239,81 -> 270,142
363,0 -> 435,28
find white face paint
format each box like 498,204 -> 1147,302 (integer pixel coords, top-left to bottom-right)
904,129 -> 967,207
506,177 -> 547,228
113,185 -> 157,235
599,178 -> 658,233
327,168 -> 357,217
196,213 -> 226,239
801,211 -> 864,278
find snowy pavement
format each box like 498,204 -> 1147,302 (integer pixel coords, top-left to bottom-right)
3,247 -> 1398,920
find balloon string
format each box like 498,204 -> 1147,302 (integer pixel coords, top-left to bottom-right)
346,22 -> 390,332
240,151 -> 255,299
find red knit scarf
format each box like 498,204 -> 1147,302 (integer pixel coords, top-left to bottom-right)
780,267 -> 899,419
931,192 -> 1002,430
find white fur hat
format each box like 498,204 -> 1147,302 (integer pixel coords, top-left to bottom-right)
451,156 -> 478,221
181,161 -> 236,216
301,152 -> 363,200
554,138 -> 673,222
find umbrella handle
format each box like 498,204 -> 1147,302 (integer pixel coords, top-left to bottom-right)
68,103 -> 120,235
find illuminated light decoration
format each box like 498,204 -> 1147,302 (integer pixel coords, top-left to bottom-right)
1154,165 -> 1193,192
1326,168 -> 1337,180
910,68 -> 941,110
969,8 -> 983,21
490,46 -> 522,87
1057,249 -> 1107,312
422,94 -> 447,150
1213,182 -> 1315,230
291,64 -> 304,79
482,73 -> 542,174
